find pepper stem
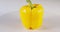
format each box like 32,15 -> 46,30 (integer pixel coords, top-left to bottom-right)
26,0 -> 33,9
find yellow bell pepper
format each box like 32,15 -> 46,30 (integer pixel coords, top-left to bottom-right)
20,0 -> 44,30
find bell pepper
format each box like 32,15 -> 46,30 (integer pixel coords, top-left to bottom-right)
20,0 -> 44,30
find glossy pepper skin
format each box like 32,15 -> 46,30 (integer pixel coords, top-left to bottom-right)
20,4 -> 44,30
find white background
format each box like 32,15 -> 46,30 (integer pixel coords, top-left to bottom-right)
0,0 -> 60,32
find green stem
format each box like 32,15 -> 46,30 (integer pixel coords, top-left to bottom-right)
26,0 -> 33,9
